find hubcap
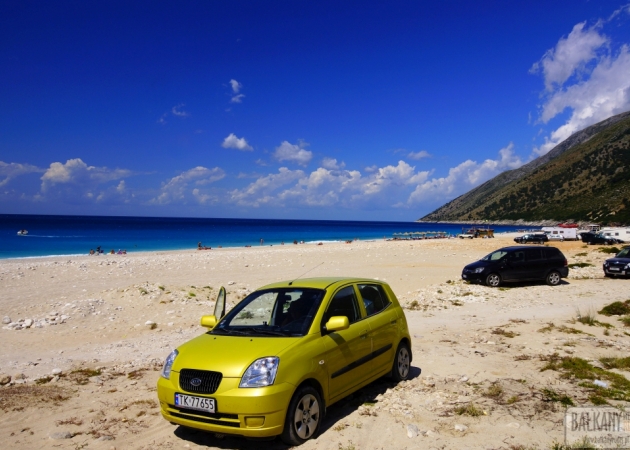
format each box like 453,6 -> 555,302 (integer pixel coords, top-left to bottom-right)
397,347 -> 410,378
294,394 -> 319,439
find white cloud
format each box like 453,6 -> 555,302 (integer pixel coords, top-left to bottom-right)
229,79 -> 245,103
171,104 -> 190,117
0,161 -> 43,186
228,167 -> 305,207
407,150 -> 431,160
151,166 -> 225,204
228,160 -> 433,209
41,158 -> 131,191
408,143 -> 522,204
273,141 -> 313,166
531,22 -> 608,92
531,14 -> 630,156
231,94 -> 245,103
230,79 -> 242,93
321,157 -> 345,170
222,133 -> 253,151
360,161 -> 430,196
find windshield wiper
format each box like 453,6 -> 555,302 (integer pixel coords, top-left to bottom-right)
236,326 -> 292,337
211,328 -> 248,336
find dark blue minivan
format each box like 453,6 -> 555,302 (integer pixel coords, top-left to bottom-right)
462,246 -> 569,287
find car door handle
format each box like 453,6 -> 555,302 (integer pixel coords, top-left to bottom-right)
390,319 -> 397,325
360,330 -> 368,339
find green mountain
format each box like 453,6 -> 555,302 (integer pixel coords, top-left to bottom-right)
420,110 -> 630,225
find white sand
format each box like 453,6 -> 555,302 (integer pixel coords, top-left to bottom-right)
1,236 -> 628,449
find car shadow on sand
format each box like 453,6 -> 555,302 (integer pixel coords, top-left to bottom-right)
172,365 -> 422,449
494,279 -> 571,288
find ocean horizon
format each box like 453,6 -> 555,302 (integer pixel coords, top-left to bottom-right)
0,214 -> 531,259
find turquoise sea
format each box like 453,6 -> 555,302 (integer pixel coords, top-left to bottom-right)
0,214 -> 530,259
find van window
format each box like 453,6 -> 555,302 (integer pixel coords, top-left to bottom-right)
507,250 -> 525,263
481,250 -> 508,261
544,247 -> 562,258
525,249 -> 543,262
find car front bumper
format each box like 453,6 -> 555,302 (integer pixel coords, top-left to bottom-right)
603,265 -> 628,277
157,372 -> 295,438
461,271 -> 484,283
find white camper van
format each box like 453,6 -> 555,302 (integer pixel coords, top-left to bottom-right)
541,227 -> 578,241
599,227 -> 630,242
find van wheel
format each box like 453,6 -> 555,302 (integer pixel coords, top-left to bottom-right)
391,342 -> 411,382
546,271 -> 561,286
485,273 -> 501,287
281,386 -> 322,446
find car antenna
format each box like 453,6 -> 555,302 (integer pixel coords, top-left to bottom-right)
288,262 -> 324,285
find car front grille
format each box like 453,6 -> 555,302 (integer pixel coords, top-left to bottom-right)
179,369 -> 223,394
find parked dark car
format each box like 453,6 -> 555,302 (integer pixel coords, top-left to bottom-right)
603,246 -> 630,277
462,245 -> 569,287
580,232 -> 623,245
513,233 -> 549,244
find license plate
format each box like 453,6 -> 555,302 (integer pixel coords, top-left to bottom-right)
610,267 -> 620,272
175,393 -> 215,413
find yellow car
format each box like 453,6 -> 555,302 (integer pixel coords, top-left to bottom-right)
157,277 -> 412,445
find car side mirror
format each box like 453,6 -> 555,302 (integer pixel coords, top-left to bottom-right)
200,315 -> 218,329
324,316 -> 350,332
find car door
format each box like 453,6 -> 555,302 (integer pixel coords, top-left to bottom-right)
501,249 -> 527,281
358,284 -> 398,376
320,285 -> 372,403
524,248 -> 545,279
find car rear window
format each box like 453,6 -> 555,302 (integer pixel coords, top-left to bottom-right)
544,247 -> 563,259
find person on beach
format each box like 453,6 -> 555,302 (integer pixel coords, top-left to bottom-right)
260,238 -> 264,246
89,249 -> 95,255
197,242 -> 211,250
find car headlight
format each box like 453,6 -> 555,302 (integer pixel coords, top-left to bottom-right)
473,267 -> 485,273
161,349 -> 178,379
625,264 -> 630,270
240,357 -> 279,388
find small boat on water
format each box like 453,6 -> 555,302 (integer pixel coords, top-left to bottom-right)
17,229 -> 28,236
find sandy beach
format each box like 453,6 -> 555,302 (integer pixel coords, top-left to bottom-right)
1,234 -> 629,449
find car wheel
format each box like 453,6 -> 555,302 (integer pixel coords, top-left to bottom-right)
485,273 -> 501,287
546,271 -> 561,286
281,386 -> 322,446
391,342 -> 411,382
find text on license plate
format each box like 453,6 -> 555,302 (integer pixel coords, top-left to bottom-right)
175,393 -> 215,413
610,267 -> 620,271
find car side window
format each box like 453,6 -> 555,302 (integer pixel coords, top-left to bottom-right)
323,286 -> 359,325
358,284 -> 390,317
508,250 -> 525,262
525,249 -> 543,261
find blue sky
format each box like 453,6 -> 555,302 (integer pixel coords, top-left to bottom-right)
2,1 -> 630,221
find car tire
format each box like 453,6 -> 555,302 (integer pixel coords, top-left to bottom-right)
485,273 -> 501,287
390,342 -> 411,382
281,385 -> 322,446
546,271 -> 561,286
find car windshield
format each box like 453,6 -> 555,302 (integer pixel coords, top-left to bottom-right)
211,288 -> 325,337
481,250 -> 508,261
616,247 -> 630,258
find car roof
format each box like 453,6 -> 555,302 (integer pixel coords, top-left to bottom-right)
496,246 -> 552,251
258,277 -> 384,290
